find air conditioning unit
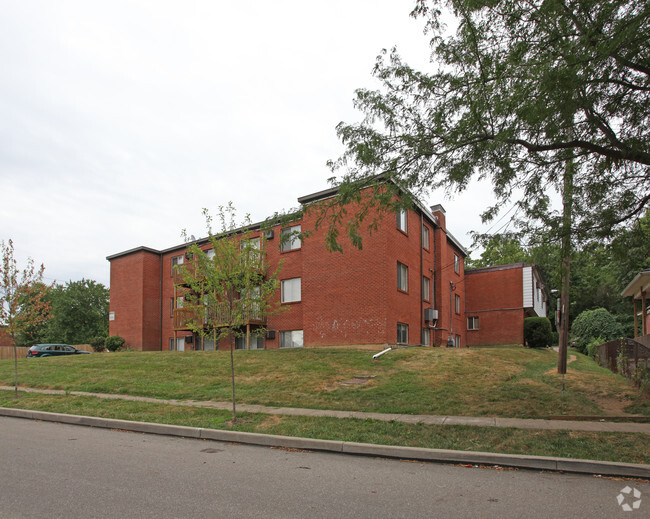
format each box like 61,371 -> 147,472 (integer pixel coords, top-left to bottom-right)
424,308 -> 439,322
264,230 -> 274,240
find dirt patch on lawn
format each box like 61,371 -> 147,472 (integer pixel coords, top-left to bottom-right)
588,395 -> 639,417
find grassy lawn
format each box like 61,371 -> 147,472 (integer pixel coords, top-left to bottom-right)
1,390 -> 648,465
2,347 -> 648,464
0,346 -> 646,418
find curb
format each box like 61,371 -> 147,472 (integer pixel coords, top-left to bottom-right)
1,407 -> 648,479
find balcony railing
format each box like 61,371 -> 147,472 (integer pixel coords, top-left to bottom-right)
173,304 -> 267,331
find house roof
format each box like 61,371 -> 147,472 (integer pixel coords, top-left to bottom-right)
107,179 -> 469,260
621,269 -> 650,299
297,180 -> 468,256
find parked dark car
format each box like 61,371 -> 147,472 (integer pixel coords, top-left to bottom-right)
26,344 -> 91,357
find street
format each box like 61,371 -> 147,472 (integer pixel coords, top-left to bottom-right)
0,416 -> 646,518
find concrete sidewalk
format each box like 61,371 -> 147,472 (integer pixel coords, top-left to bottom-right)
2,385 -> 649,434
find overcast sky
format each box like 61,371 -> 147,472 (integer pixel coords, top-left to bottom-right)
1,0 -> 498,287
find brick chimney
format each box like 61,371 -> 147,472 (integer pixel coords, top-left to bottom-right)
430,204 -> 446,230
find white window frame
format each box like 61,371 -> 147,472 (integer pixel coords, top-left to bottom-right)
281,225 -> 301,252
397,323 -> 408,344
455,294 -> 461,314
421,328 -> 430,346
468,316 -> 479,330
280,330 -> 303,348
171,255 -> 184,275
454,254 -> 460,274
281,277 -> 301,303
422,224 -> 430,250
396,208 -> 407,233
397,262 -> 408,292
422,276 -> 430,301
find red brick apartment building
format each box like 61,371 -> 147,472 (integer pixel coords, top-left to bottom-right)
465,263 -> 548,347
107,185 -> 545,351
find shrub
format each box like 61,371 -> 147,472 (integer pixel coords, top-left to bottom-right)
585,336 -> 605,360
105,335 -> 126,352
571,308 -> 623,354
524,317 -> 553,348
89,336 -> 107,352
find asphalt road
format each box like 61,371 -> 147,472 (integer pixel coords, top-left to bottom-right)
0,416 -> 647,518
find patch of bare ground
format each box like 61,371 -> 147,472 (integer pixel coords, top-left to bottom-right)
258,415 -> 283,430
321,375 -> 378,392
587,395 -> 639,417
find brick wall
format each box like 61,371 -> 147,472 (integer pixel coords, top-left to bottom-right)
465,265 -> 525,346
108,189 -> 473,350
108,250 -> 161,350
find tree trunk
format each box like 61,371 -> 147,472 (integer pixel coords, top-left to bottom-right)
12,340 -> 18,398
229,334 -> 236,422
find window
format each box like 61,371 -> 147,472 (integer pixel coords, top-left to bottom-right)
396,208 -> 407,233
169,337 -> 185,351
202,337 -> 215,351
206,249 -> 215,259
454,254 -> 460,274
170,297 -> 175,316
468,316 -> 479,330
422,225 -> 430,250
421,328 -> 430,346
109,312 -> 115,321
281,225 -> 301,252
171,255 -> 184,275
236,335 -> 264,350
241,237 -> 261,264
455,334 -> 461,348
422,276 -> 430,301
281,277 -> 301,303
397,323 -> 408,344
397,262 -> 408,292
280,330 -> 303,348
455,294 -> 461,314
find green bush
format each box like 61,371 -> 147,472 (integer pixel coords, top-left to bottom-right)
89,336 -> 107,352
585,336 -> 605,359
524,317 -> 553,348
105,335 -> 126,352
571,308 -> 623,354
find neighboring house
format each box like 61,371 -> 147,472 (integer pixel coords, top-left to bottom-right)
621,269 -> 650,339
0,325 -> 13,347
107,183 -> 544,351
464,263 -> 548,347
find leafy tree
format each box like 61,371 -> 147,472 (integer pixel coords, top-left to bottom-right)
466,234 -> 529,268
39,279 -> 109,345
177,204 -> 280,422
322,0 -> 649,372
0,240 -> 52,397
570,307 -> 623,353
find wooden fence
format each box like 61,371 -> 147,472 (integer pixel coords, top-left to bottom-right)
596,338 -> 650,373
0,344 -> 93,360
